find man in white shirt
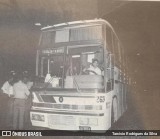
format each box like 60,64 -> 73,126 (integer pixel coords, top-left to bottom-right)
1,71 -> 15,128
22,72 -> 33,129
83,59 -> 102,75
13,74 -> 30,129
1,71 -> 15,97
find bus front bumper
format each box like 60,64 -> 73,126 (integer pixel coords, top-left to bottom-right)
30,109 -> 107,131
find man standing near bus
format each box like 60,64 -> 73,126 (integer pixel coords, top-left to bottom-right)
13,73 -> 30,129
1,71 -> 16,128
22,70 -> 33,129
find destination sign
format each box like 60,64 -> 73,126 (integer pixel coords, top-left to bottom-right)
41,48 -> 64,55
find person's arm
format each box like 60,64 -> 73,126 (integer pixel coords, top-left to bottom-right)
97,68 -> 102,75
24,85 -> 30,97
27,82 -> 33,90
1,82 -> 9,94
9,86 -> 14,97
83,63 -> 91,72
12,85 -> 16,98
83,67 -> 87,73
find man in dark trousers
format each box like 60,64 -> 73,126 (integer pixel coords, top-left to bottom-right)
22,70 -> 33,129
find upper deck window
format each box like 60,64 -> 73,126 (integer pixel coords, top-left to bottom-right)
41,31 -> 54,47
55,29 -> 69,43
70,25 -> 102,41
40,25 -> 103,48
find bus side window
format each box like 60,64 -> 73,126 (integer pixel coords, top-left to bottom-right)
106,54 -> 114,92
105,27 -> 115,92
113,33 -> 122,67
106,27 -> 113,53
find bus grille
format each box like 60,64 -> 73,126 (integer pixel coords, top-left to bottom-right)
48,115 -> 75,125
33,103 -> 102,110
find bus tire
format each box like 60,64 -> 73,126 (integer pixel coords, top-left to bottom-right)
111,97 -> 118,126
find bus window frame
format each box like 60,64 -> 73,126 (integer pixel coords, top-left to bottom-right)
103,24 -> 115,93
38,53 -> 65,77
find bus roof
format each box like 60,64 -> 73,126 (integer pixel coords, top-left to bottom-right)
41,18 -> 114,31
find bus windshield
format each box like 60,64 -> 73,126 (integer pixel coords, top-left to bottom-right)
37,46 -> 104,90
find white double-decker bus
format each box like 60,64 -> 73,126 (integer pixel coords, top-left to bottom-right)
30,19 -> 129,131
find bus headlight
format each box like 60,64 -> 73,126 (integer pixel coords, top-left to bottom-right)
32,114 -> 45,122
79,118 -> 89,125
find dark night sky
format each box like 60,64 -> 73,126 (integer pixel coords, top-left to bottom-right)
0,1 -> 160,92
104,2 -> 160,91
0,0 -> 99,77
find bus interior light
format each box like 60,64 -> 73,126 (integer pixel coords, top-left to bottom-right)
35,23 -> 41,26
72,55 -> 80,58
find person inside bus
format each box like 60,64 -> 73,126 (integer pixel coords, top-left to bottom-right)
44,72 -> 60,88
83,58 -> 102,75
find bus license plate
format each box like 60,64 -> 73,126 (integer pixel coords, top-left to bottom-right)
79,126 -> 91,131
